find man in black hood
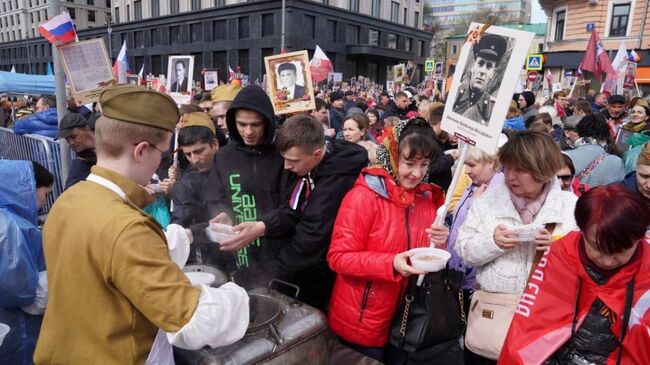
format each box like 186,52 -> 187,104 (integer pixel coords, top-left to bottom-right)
236,114 -> 369,310
209,85 -> 297,284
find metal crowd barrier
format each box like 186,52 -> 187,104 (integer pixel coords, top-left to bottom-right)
0,127 -> 72,214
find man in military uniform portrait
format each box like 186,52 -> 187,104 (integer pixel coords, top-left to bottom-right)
452,33 -> 508,125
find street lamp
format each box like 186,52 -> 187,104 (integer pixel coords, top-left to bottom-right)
22,9 -> 32,74
106,13 -> 113,60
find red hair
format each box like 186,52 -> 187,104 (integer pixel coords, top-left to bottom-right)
575,184 -> 650,254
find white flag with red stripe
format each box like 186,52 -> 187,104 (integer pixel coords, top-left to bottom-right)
309,45 -> 333,83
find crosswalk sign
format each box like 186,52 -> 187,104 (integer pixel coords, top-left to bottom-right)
425,59 -> 434,73
526,54 -> 543,71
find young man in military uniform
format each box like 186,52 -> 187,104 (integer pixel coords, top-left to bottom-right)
452,33 -> 507,125
35,85 -> 249,365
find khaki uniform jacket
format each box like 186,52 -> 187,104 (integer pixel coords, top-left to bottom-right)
34,166 -> 201,365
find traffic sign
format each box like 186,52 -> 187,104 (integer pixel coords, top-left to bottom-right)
425,59 -> 435,73
526,54 -> 543,71
527,71 -> 538,82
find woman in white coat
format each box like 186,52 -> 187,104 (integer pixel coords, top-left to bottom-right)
456,131 -> 578,364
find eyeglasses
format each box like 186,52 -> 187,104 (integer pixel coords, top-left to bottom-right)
133,141 -> 166,154
557,175 -> 573,182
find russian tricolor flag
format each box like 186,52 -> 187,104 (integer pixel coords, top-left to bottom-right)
38,12 -> 76,44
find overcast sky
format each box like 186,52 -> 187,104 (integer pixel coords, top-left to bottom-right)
531,0 -> 548,23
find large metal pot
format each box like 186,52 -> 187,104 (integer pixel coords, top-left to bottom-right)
183,264 -> 228,288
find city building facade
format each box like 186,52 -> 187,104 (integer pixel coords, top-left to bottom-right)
426,0 -> 532,33
539,0 -> 650,93
110,0 -> 424,29
0,0 -> 110,43
0,0 -> 431,84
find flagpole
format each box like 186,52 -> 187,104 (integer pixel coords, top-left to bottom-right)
280,0 -> 286,53
49,0 -> 71,183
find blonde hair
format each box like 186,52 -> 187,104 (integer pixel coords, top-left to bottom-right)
95,116 -> 168,158
466,146 -> 500,170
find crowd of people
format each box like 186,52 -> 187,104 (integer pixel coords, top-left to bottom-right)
1,78 -> 649,365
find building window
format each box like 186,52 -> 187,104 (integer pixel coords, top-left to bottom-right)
369,29 -> 379,46
17,14 -> 20,25
88,10 -> 95,22
170,0 -> 179,14
30,13 -> 34,23
371,0 -> 380,17
238,49 -> 249,74
135,30 -> 144,47
349,0 -> 359,12
418,40 -> 425,57
403,7 -> 407,25
134,0 -> 142,20
87,0 -> 94,5
414,11 -> 419,28
609,3 -> 631,36
68,8 -> 76,20
191,0 -> 201,11
238,16 -> 249,39
537,42 -> 543,53
126,4 -> 130,21
213,20 -> 226,40
451,44 -> 457,54
390,1 -> 399,22
190,23 -> 202,43
304,15 -> 315,39
327,20 -> 337,41
114,7 -> 120,23
388,33 -> 397,49
151,0 -> 159,17
405,38 -> 411,52
151,28 -> 162,45
553,9 -> 566,41
215,0 -> 225,6
346,25 -> 359,44
106,0 -> 110,7
262,13 -> 274,37
170,25 -> 181,44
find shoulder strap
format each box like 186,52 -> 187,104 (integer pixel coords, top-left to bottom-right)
616,277 -> 636,365
577,152 -> 608,182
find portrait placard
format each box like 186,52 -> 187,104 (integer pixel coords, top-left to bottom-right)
57,38 -> 114,105
126,75 -> 140,86
264,50 -> 315,115
166,55 -> 194,105
393,64 -> 405,83
204,70 -> 219,91
442,23 -> 534,154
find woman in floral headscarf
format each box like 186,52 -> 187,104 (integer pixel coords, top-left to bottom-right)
327,118 -> 449,363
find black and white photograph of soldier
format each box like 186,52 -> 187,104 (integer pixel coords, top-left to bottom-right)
451,34 -> 514,125
276,62 -> 306,100
166,56 -> 194,94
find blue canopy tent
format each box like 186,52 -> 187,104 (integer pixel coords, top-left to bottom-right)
0,71 -> 56,96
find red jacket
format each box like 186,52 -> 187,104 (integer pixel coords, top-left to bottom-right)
499,231 -> 650,364
327,168 -> 445,347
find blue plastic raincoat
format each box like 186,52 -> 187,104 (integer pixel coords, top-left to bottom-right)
0,160 -> 46,365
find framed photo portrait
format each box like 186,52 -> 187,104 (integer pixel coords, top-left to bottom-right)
204,70 -> 219,91
264,50 -> 315,115
393,64 -> 405,82
57,38 -> 114,105
442,23 -> 534,154
166,55 -> 194,104
126,75 -> 140,86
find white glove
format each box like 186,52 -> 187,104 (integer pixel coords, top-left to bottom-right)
167,282 -> 249,350
21,270 -> 47,315
165,224 -> 191,269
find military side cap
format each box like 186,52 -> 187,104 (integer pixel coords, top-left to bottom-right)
638,142 -> 650,166
180,112 -> 216,135
99,85 -> 179,132
56,112 -> 88,139
636,99 -> 649,109
473,34 -> 507,62
211,83 -> 242,103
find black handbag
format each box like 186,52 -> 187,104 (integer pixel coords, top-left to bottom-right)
389,268 -> 465,353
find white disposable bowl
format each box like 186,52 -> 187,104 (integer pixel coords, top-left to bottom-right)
205,223 -> 237,243
409,247 -> 451,272
511,225 -> 543,243
185,272 -> 216,287
0,323 -> 10,347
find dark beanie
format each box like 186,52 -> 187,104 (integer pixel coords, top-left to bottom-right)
521,91 -> 535,108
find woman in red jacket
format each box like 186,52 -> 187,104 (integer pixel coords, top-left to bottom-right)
327,118 -> 449,363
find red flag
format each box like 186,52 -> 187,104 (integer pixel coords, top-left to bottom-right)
309,45 -> 333,83
579,30 -> 615,80
498,232 -> 650,365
